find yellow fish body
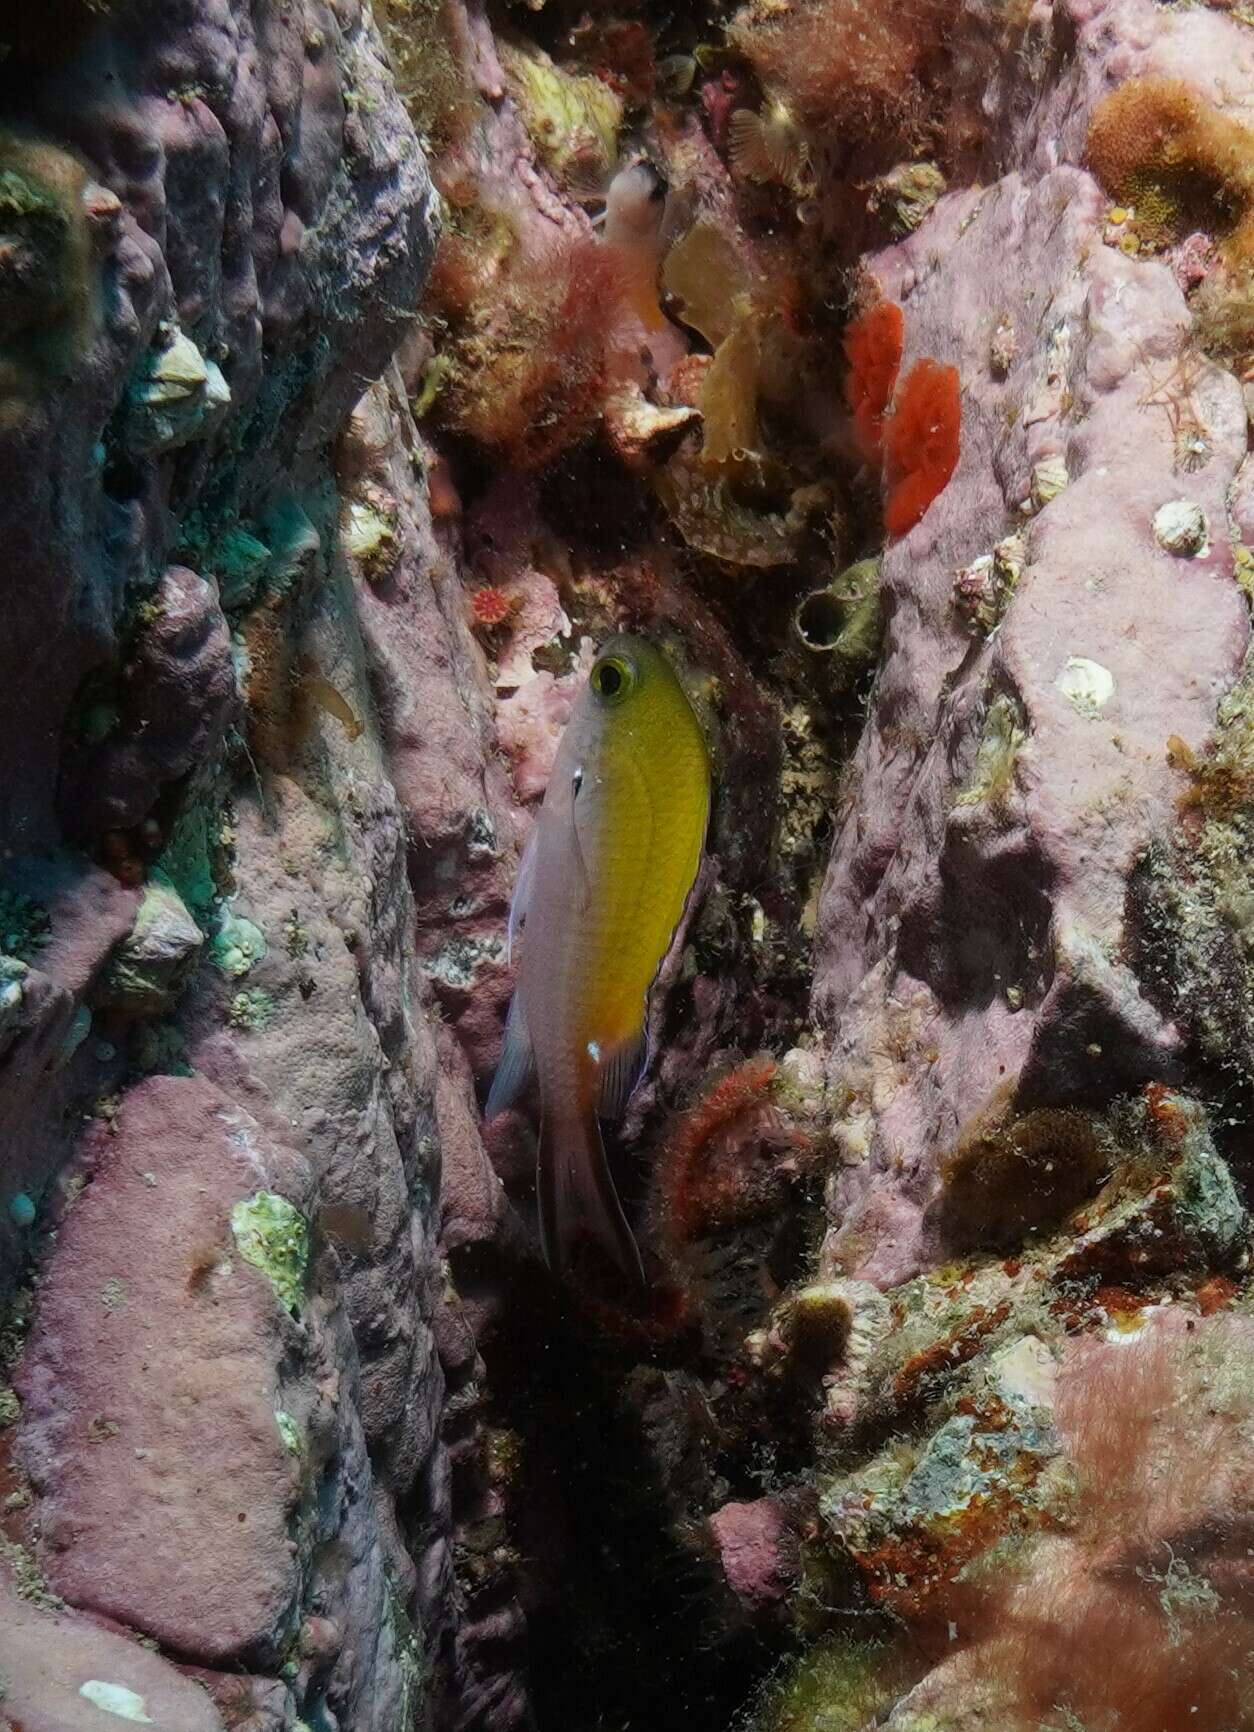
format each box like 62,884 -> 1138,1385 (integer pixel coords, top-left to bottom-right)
486,635 -> 711,1278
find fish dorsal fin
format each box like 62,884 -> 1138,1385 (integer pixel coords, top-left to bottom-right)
596,1029 -> 648,1121
507,827 -> 539,965
485,992 -> 536,1120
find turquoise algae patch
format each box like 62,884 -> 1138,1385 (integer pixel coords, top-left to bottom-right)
8,1192 -> 35,1228
230,1192 -> 309,1315
211,906 -> 267,976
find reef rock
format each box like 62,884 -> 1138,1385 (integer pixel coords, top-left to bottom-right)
3,0 -> 1254,1727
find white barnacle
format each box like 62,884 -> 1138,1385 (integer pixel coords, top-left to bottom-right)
1057,656 -> 1114,717
1153,499 -> 1209,557
1029,453 -> 1069,511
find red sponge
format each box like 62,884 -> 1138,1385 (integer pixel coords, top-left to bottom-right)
883,357 -> 960,535
843,301 -> 905,466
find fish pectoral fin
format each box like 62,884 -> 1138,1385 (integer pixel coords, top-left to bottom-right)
485,993 -> 536,1120
507,827 -> 539,965
568,784 -> 592,909
538,1105 -> 644,1287
596,1029 -> 648,1120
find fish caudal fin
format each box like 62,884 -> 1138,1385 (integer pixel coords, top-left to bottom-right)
537,1104 -> 644,1285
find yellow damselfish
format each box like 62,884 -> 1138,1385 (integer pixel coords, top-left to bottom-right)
486,635 -> 711,1280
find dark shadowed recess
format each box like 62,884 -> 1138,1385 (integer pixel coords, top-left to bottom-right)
460,1248 -> 781,1732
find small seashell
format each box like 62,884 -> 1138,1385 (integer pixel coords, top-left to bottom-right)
1029,453 -> 1068,511
868,161 -> 947,236
1153,498 -> 1209,556
657,54 -> 697,98
1057,656 -> 1114,716
604,387 -> 700,470
989,313 -> 1017,379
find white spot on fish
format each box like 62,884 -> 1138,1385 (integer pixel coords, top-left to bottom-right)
587,1041 -> 601,1061
1056,656 -> 1114,717
79,1682 -> 153,1723
572,766 -> 583,799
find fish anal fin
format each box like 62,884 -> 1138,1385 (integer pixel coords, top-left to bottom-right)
597,1029 -> 648,1121
485,993 -> 536,1120
507,828 -> 539,965
537,1104 -> 644,1286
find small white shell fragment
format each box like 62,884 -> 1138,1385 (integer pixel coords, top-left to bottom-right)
1057,656 -> 1114,716
79,1681 -> 154,1722
1153,498 -> 1209,556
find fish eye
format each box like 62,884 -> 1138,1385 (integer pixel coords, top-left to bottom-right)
591,655 -> 634,700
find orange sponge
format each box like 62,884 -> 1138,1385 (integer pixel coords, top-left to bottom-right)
883,357 -> 960,535
1084,76 -> 1254,264
843,301 -> 905,466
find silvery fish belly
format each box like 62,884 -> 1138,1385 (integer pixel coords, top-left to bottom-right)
486,635 -> 711,1280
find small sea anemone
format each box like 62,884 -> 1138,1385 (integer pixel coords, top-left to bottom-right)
883,357 -> 960,536
868,161 -> 947,235
468,584 -> 518,631
843,302 -> 904,467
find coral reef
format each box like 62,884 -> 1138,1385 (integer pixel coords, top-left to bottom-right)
4,0 -> 1254,1727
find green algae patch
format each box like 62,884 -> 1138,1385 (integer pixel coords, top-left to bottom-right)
0,888 -> 49,962
227,988 -> 275,1031
742,1635 -> 920,1732
231,1192 -> 308,1316
0,131 -> 95,408
499,40 -> 622,195
274,1409 -> 304,1455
